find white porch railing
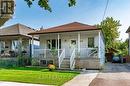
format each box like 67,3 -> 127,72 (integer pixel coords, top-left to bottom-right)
34,49 -> 50,59
34,48 -> 98,58
33,49 -> 63,59
33,48 -> 98,69
70,48 -> 76,70
88,48 -> 98,57
79,48 -> 98,58
58,49 -> 65,68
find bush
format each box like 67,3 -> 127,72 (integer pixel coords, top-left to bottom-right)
31,58 -> 40,66
17,55 -> 31,67
0,59 -> 17,68
48,64 -> 55,71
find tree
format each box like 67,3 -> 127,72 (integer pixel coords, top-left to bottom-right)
97,17 -> 121,51
24,0 -> 76,12
115,39 -> 128,56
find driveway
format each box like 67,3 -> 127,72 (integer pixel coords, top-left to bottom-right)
63,70 -> 99,86
89,63 -> 130,86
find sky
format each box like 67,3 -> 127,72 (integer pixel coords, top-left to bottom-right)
2,0 -> 130,41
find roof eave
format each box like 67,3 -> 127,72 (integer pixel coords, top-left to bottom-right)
0,34 -> 39,40
28,29 -> 101,35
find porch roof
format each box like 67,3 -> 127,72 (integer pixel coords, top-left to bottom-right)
29,22 -> 101,35
0,23 -> 38,40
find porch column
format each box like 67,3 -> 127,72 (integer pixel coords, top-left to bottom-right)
29,39 -> 32,57
58,33 -> 60,68
98,32 -> 101,58
31,35 -> 34,57
58,33 -> 60,57
78,32 -> 80,53
19,37 -> 22,55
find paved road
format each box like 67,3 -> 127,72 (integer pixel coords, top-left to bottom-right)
89,63 -> 130,86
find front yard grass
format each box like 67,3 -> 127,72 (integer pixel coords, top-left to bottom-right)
0,67 -> 79,86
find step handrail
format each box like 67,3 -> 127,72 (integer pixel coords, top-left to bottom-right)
58,49 -> 65,68
88,48 -> 98,57
70,48 -> 76,70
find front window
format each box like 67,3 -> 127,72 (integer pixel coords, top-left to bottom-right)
57,39 -> 61,49
52,39 -> 56,49
47,40 -> 51,49
12,40 -> 19,51
0,41 -> 5,51
88,37 -> 94,48
47,39 -> 61,49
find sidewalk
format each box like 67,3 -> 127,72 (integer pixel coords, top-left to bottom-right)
63,70 -> 99,86
0,81 -> 51,86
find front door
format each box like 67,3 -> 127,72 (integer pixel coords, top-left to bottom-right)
70,39 -> 77,52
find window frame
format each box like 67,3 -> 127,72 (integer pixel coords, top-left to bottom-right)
88,37 -> 95,48
47,39 -> 61,49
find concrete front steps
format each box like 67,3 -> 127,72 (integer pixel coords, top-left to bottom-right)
60,58 -> 70,69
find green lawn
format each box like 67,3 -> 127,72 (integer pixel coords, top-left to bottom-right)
0,67 -> 79,86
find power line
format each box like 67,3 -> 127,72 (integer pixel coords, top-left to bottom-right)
102,0 -> 109,21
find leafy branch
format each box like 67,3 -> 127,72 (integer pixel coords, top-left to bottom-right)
24,0 -> 76,12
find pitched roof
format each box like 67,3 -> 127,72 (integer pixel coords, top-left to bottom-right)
126,26 -> 130,33
29,22 -> 100,35
0,23 -> 36,37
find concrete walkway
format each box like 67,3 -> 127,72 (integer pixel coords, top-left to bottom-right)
0,81 -> 51,86
63,70 -> 99,86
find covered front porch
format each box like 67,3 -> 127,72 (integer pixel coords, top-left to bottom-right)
0,35 -> 32,58
31,30 -> 105,70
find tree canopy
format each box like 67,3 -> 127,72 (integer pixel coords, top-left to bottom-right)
114,39 -> 128,56
24,0 -> 76,12
97,17 -> 121,51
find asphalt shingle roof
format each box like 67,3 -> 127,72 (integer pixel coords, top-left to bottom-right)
29,22 -> 100,35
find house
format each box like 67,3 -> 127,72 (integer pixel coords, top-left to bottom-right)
29,22 -> 105,70
0,0 -> 15,26
0,23 -> 38,58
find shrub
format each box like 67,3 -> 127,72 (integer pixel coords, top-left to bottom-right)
0,59 -> 17,68
48,64 -> 55,71
17,55 -> 31,67
31,58 -> 40,66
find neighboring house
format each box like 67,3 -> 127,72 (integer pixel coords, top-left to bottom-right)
0,23 -> 38,58
0,0 -> 15,26
29,22 -> 105,70
126,27 -> 130,55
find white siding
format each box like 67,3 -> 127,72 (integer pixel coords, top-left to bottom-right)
99,31 -> 105,65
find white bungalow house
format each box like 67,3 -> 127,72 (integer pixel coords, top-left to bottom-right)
29,22 -> 105,70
